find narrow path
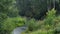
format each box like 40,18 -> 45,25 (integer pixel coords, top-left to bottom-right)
12,26 -> 27,34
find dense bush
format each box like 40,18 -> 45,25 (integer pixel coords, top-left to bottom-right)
0,16 -> 27,34
0,0 -> 19,34
53,16 -> 60,34
26,9 -> 56,31
0,13 -> 7,34
27,19 -> 36,31
28,29 -> 54,34
0,13 -> 7,22
26,19 -> 44,31
0,0 -> 60,34
44,8 -> 56,25
23,9 -> 60,34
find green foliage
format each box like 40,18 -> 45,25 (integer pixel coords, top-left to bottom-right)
10,17 -> 26,27
44,8 -> 56,25
0,0 -> 19,34
2,18 -> 16,31
24,9 -> 57,34
27,29 -> 54,34
0,16 -> 26,34
17,0 -> 60,19
17,0 -> 47,19
26,9 -> 56,32
0,13 -> 7,22
0,0 -> 18,17
0,0 -> 60,34
27,19 -> 36,31
54,16 -> 60,34
0,13 -> 7,34
26,19 -> 44,31
55,23 -> 60,32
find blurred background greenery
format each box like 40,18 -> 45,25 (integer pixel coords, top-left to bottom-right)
0,0 -> 60,34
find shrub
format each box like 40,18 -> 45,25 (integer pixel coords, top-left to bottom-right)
55,23 -> 60,34
9,17 -> 26,27
27,29 -> 54,34
24,9 -> 58,34
0,13 -> 8,34
0,13 -> 7,22
27,19 -> 36,31
54,16 -> 60,34
44,8 -> 56,25
0,16 -> 26,34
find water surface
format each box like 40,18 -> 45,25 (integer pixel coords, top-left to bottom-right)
12,26 -> 27,34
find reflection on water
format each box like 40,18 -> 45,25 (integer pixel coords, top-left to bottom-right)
12,26 -> 27,34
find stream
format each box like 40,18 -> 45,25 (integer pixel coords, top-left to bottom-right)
11,26 -> 27,34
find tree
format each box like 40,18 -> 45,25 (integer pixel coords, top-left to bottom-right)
0,0 -> 18,34
17,0 -> 60,19
17,0 -> 47,19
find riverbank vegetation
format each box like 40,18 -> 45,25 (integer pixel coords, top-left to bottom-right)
0,0 -> 60,34
22,9 -> 60,34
